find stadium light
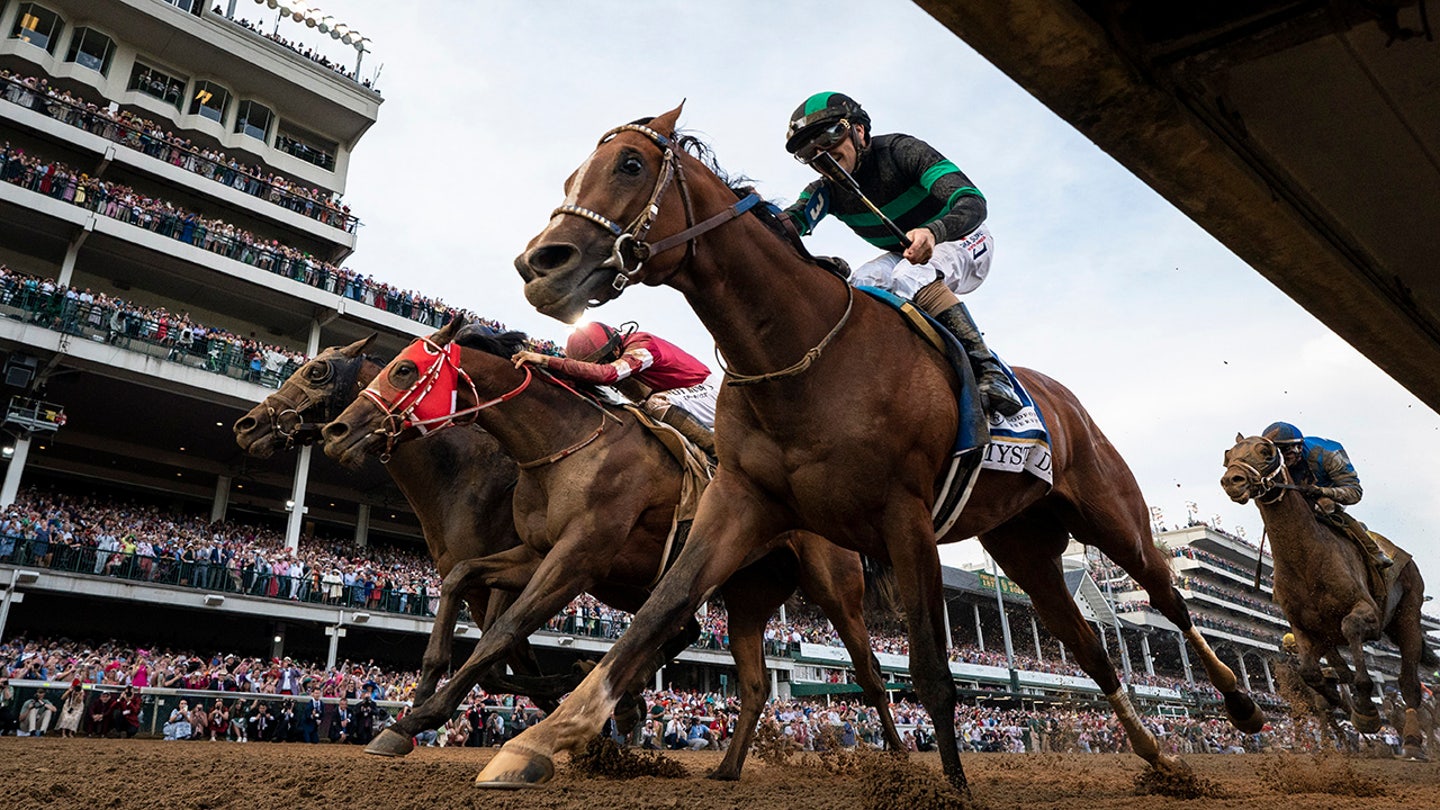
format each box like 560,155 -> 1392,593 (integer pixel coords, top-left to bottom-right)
558,637 -> 574,646
454,624 -> 468,636
204,594 -> 226,607
1,446 -> 12,458
351,612 -> 371,624
263,0 -> 279,9
330,23 -> 349,39
15,570 -> 39,585
317,15 -> 334,33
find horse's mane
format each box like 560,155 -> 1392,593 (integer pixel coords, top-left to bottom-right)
638,118 -> 825,269
454,326 -> 529,359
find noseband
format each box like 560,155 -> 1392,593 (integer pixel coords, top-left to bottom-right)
1227,439 -> 1299,504
551,123 -> 761,292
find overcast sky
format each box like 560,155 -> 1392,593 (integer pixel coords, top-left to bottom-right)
280,1 -> 1440,593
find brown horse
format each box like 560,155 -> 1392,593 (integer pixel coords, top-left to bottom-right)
485,104 -> 1264,793
233,338 -> 578,714
1222,434 -> 1432,760
319,318 -> 904,778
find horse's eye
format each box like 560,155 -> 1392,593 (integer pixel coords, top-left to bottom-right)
305,363 -> 331,383
619,155 -> 644,176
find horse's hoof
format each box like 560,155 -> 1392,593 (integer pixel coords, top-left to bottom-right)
705,768 -> 740,782
1351,710 -> 1383,734
364,729 -> 414,757
1400,745 -> 1429,762
474,745 -> 555,789
1154,753 -> 1193,777
1223,691 -> 1266,734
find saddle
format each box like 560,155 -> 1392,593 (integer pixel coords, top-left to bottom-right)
623,403 -> 713,588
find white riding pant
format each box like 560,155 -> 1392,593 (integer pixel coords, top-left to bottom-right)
850,225 -> 994,299
646,382 -> 718,428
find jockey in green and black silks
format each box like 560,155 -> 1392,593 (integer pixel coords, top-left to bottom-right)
781,91 -> 1021,417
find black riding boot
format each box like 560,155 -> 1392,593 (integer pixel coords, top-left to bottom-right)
933,302 -> 1023,417
659,405 -> 716,457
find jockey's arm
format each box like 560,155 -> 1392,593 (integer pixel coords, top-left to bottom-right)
542,347 -> 654,386
1316,446 -> 1363,506
891,134 -> 988,245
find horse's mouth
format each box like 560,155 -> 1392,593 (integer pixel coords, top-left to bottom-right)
326,429 -> 384,470
236,430 -> 277,459
523,264 -> 619,323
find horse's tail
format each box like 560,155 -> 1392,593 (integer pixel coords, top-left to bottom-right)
863,555 -> 904,619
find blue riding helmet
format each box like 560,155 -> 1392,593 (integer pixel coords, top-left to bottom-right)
1262,422 -> 1303,445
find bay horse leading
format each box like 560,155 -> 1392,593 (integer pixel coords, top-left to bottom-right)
318,318 -> 904,778
233,338 -> 576,716
1223,434 -> 1432,760
487,104 -> 1264,793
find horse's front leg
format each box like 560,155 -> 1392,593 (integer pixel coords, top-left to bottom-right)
1342,603 -> 1384,732
475,472 -> 786,788
1294,633 -> 1349,716
411,547 -> 542,710
365,543 -> 587,758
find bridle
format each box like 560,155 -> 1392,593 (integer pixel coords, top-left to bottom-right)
552,121 -> 851,386
358,336 -> 623,468
358,337 -> 514,463
551,123 -> 761,293
266,357 -> 361,446
1226,438 -> 1302,504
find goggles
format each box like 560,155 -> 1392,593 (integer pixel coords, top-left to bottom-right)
793,119 -> 851,164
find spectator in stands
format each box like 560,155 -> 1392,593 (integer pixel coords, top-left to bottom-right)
162,700 -> 193,740
55,680 -> 86,737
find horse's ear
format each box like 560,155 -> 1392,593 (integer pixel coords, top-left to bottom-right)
1235,432 -> 1245,444
433,314 -> 466,346
339,333 -> 377,357
652,101 -> 685,137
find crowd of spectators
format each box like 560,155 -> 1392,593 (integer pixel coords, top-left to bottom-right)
1,69 -> 357,231
219,13 -> 378,92
0,264 -> 308,388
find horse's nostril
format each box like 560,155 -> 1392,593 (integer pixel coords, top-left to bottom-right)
322,422 -> 349,442
234,416 -> 256,433
526,243 -> 581,273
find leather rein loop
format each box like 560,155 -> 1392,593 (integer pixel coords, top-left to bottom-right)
717,283 -> 855,386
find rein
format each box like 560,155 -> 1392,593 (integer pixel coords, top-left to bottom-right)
717,283 -> 855,386
552,123 -> 761,292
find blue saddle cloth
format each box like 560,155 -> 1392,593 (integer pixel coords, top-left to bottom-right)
857,287 -> 990,457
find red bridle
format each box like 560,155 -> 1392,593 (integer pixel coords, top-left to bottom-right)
358,337 -> 531,458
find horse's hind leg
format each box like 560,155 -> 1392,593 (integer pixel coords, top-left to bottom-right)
1388,566 -> 1430,760
708,553 -> 797,781
791,534 -> 904,755
981,516 -> 1186,775
1058,483 -> 1265,734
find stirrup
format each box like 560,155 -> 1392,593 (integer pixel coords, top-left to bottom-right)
1375,552 -> 1395,569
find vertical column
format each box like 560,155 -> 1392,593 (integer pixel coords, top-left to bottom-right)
1261,656 -> 1274,693
354,503 -> 370,549
1235,651 -> 1250,690
990,558 -> 1014,668
0,435 -> 33,509
211,475 -> 231,523
942,598 -> 953,650
1141,633 -> 1155,676
769,668 -> 779,700
1058,642 -> 1067,666
655,667 -> 664,691
57,222 -> 92,288
1098,622 -> 1109,653
973,602 -> 985,651
1030,615 -> 1043,662
307,317 -> 324,357
271,622 -> 286,661
1177,631 -> 1194,683
284,446 -> 312,552
778,603 -> 787,625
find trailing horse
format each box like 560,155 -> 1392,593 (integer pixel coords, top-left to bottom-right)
484,104 -> 1264,794
233,338 -> 577,716
1223,433 -> 1431,760
319,318 -> 904,778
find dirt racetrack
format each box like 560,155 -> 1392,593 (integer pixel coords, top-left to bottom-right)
3,738 -> 1439,810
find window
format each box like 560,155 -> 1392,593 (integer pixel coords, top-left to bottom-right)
275,126 -> 337,171
234,100 -> 273,141
160,0 -> 204,15
64,27 -> 115,75
10,3 -> 63,54
128,61 -> 187,109
189,81 -> 231,123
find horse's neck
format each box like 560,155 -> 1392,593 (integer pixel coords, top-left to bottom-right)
1258,491 -> 1345,572
675,204 -> 851,379
383,443 -> 456,566
458,349 -> 601,466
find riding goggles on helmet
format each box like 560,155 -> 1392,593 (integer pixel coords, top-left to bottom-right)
793,119 -> 851,165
